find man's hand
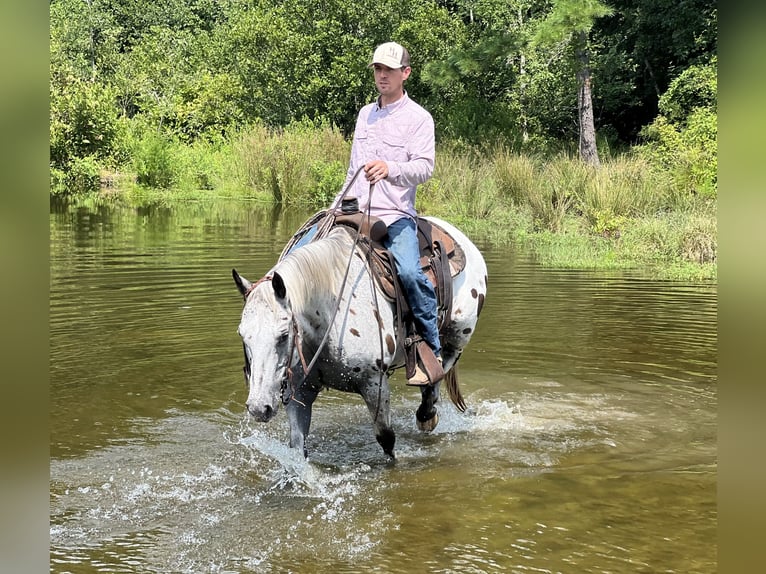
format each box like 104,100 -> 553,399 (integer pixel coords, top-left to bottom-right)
364,160 -> 389,184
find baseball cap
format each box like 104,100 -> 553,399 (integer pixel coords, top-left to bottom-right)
369,42 -> 410,69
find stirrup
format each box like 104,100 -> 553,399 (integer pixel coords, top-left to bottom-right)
406,356 -> 443,387
407,364 -> 430,386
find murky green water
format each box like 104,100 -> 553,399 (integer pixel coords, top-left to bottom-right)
50,199 -> 717,573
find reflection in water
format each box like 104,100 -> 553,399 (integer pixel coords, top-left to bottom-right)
50,199 -> 716,573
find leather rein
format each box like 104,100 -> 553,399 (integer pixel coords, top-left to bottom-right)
241,175 -> 386,415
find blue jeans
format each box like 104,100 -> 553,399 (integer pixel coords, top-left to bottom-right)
287,218 -> 441,356
385,218 -> 441,357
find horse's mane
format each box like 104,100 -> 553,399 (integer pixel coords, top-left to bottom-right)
273,228 -> 353,313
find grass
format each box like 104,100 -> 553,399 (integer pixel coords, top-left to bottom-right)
418,145 -> 716,281
59,124 -> 717,282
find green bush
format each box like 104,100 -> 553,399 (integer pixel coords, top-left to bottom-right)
637,58 -> 717,199
658,58 -> 717,124
50,155 -> 102,196
50,73 -> 124,169
231,120 -> 350,203
132,131 -> 178,189
310,160 -> 346,205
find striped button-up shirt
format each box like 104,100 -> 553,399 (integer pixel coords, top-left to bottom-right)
336,92 -> 435,226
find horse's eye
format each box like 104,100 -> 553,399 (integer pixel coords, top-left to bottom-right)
277,333 -> 289,345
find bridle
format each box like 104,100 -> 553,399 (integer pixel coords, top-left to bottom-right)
242,274 -> 310,406
240,175 -> 387,417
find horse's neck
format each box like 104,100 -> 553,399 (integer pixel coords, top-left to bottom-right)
289,231 -> 356,342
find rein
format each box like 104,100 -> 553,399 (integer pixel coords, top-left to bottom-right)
243,171 -> 387,414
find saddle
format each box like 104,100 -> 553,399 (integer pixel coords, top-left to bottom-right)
283,210 -> 467,380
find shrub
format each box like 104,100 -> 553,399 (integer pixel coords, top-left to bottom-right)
132,131 -> 178,189
636,58 -> 717,198
310,160 -> 346,205
50,72 -> 124,170
50,155 -> 102,196
231,120 -> 350,203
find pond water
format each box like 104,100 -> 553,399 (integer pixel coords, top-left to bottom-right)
50,199 -> 717,573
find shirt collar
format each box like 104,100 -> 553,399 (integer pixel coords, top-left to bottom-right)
375,91 -> 409,113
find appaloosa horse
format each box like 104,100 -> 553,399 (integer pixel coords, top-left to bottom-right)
233,216 -> 487,459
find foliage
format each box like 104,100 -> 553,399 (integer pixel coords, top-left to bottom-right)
636,58 -> 717,198
50,0 -> 717,173
131,130 -> 178,189
50,155 -> 103,196
658,57 -> 717,124
230,120 -> 350,204
50,66 -> 126,171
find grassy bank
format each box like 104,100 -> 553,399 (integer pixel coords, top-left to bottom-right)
58,123 -> 716,282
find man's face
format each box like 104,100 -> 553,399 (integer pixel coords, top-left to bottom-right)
373,64 -> 411,99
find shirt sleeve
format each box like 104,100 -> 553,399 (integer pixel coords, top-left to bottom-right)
386,113 -> 435,188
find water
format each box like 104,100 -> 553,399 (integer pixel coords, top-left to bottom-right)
50,199 -> 717,573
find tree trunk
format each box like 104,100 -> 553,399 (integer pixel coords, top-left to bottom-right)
518,7 -> 529,143
576,31 -> 600,167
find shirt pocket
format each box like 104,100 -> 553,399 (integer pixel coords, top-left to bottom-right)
380,132 -> 408,163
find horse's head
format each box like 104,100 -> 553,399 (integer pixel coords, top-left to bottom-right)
233,268 -> 295,422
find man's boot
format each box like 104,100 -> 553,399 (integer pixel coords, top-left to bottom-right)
407,343 -> 444,386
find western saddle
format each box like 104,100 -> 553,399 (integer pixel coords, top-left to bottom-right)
280,209 -> 467,381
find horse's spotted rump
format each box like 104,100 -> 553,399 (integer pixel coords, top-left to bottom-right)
385,334 -> 395,354
350,308 -> 357,315
471,288 -> 478,298
477,293 -> 485,316
350,328 -> 360,337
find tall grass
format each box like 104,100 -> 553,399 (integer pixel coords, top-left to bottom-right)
231,120 -> 349,204
424,144 -> 716,278
94,125 -> 714,280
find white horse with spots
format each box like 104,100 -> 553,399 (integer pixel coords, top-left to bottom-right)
233,216 -> 487,459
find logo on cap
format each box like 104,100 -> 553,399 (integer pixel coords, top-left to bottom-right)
370,42 -> 406,69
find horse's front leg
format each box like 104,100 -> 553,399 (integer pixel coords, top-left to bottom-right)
358,375 -> 396,460
285,384 -> 319,458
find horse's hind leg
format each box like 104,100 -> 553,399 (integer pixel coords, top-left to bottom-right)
358,378 -> 396,459
416,382 -> 440,432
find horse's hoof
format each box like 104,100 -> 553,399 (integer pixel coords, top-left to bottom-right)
417,412 -> 439,432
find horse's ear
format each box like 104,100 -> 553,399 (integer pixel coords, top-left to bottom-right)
232,269 -> 252,299
272,272 -> 287,300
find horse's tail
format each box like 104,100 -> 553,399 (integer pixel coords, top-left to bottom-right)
444,363 -> 466,412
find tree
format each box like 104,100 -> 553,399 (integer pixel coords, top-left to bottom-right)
594,0 -> 717,142
531,0 -> 612,166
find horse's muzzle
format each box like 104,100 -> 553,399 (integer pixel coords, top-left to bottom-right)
246,402 -> 276,422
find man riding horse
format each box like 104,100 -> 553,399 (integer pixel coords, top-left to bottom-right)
297,41 -> 443,386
